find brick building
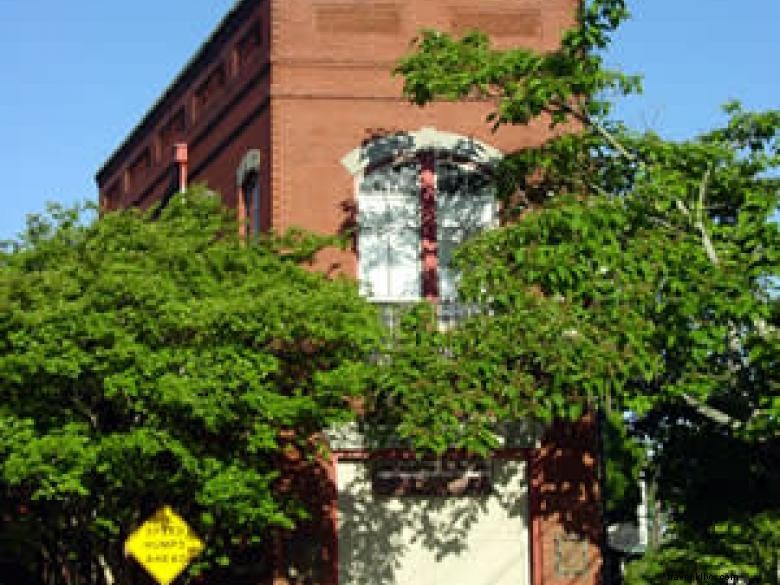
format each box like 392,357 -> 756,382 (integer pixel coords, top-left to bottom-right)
96,1 -> 602,584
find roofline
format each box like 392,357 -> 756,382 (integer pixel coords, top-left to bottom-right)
96,0 -> 255,186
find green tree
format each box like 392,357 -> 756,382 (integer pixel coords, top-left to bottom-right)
0,189 -> 380,584
385,0 -> 779,581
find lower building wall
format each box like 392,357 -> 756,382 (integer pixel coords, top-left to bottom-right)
269,417 -> 602,585
333,453 -> 530,585
531,417 -> 602,585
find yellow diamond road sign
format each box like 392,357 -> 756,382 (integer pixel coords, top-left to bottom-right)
125,506 -> 205,585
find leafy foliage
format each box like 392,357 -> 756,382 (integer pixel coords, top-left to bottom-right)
624,512 -> 780,584
390,0 -> 779,580
366,108 -> 779,452
396,0 -> 640,128
0,189 -> 380,583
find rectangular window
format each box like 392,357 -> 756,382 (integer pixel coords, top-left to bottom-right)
242,172 -> 261,236
357,153 -> 497,314
103,181 -> 121,210
359,195 -> 420,301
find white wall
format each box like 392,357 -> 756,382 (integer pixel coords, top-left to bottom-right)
337,458 -> 530,585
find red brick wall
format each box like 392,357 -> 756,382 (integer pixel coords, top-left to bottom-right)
98,0 -> 272,223
96,2 -> 604,583
98,0 -> 580,257
269,0 -> 578,275
531,416 -> 603,585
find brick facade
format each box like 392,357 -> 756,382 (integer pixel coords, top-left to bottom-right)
96,2 -> 602,584
96,0 -> 576,278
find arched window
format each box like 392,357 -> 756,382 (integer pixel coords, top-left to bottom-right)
344,129 -> 500,308
236,149 -> 262,236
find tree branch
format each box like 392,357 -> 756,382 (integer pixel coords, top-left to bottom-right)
72,398 -> 99,431
98,554 -> 115,585
681,393 -> 739,428
681,393 -> 770,437
551,100 -> 640,164
541,98 -> 775,434
694,166 -> 719,265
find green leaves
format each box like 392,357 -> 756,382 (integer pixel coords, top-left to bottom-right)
395,1 -> 640,131
0,188 -> 381,578
393,3 -> 779,576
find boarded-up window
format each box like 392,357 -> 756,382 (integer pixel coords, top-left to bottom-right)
451,9 -> 542,37
158,108 -> 187,157
194,64 -> 226,114
337,458 -> 529,585
236,20 -> 263,70
316,3 -> 401,34
127,148 -> 152,190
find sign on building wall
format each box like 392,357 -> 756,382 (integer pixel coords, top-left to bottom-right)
371,458 -> 493,496
554,533 -> 590,578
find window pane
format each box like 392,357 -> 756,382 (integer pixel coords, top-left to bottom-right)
359,228 -> 390,298
438,230 -> 460,301
359,161 -> 419,197
436,161 -> 496,300
386,224 -> 420,299
243,173 -> 258,234
253,179 -> 261,233
358,161 -> 420,301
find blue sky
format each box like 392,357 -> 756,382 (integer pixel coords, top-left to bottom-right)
607,1 -> 779,137
0,0 -> 778,240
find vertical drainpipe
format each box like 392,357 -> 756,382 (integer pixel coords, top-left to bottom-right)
174,143 -> 189,193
